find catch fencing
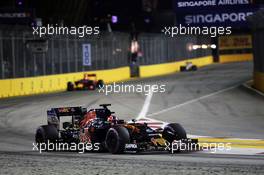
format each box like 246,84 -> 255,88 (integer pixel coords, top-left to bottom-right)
0,25 -> 212,79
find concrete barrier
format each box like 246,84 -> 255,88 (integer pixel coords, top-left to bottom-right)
219,53 -> 253,63
139,56 -> 213,78
253,71 -> 264,93
0,53 -> 254,98
0,67 -> 130,98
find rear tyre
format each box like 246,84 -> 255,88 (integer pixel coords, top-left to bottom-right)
35,125 -> 59,151
85,83 -> 95,90
105,126 -> 130,154
162,123 -> 187,143
96,80 -> 104,89
180,66 -> 186,72
67,82 -> 74,91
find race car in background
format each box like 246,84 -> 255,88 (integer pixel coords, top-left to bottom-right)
35,104 -> 198,154
67,73 -> 104,91
180,62 -> 198,72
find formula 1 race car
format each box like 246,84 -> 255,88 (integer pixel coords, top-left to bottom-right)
180,62 -> 198,72
67,73 -> 104,91
35,104 -> 198,154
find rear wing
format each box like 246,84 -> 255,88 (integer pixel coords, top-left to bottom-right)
47,107 -> 87,128
83,73 -> 97,80
48,107 -> 87,117
87,73 -> 96,77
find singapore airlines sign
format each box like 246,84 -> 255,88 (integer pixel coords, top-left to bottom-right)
177,0 -> 251,8
174,0 -> 258,27
184,12 -> 253,24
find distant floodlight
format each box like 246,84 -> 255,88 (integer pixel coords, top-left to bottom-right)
144,18 -> 150,23
111,16 -> 118,24
187,43 -> 193,51
192,45 -> 199,50
201,44 -> 208,49
211,44 -> 217,49
16,0 -> 23,5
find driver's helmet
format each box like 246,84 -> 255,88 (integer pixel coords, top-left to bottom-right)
83,73 -> 89,80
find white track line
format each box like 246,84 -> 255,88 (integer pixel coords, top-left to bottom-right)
147,85 -> 239,117
137,89 -> 153,119
243,80 -> 264,97
137,84 -> 239,126
135,84 -> 264,155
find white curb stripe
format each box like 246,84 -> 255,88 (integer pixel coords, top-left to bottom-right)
137,89 -> 153,119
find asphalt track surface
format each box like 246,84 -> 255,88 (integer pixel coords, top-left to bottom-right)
0,62 -> 264,174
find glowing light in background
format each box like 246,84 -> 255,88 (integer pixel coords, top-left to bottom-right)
111,16 -> 118,24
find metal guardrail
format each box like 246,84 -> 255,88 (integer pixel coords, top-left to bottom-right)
138,33 -> 211,65
0,25 -> 130,79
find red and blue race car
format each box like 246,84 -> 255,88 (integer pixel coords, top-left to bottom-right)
35,104 -> 198,154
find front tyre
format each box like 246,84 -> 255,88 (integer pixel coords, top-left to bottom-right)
105,126 -> 130,154
162,123 -> 187,143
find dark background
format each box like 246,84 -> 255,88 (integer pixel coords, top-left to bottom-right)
0,0 -> 174,32
1,0 -> 264,32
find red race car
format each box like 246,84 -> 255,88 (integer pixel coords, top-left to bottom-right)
67,73 -> 104,91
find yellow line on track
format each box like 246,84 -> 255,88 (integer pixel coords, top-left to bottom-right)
198,137 -> 264,149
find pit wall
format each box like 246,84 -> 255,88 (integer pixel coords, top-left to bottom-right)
0,67 -> 130,98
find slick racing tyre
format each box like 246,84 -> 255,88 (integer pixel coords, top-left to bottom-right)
180,66 -> 186,72
96,80 -> 104,89
162,123 -> 187,143
105,126 -> 130,154
67,82 -> 74,91
35,125 -> 59,151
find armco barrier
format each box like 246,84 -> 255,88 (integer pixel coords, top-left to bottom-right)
139,56 -> 213,78
219,53 -> 253,63
0,67 -> 130,98
253,71 -> 264,93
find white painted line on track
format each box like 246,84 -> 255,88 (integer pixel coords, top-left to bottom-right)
137,89 -> 153,119
137,84 -> 240,129
147,85 -> 239,117
136,83 -> 264,155
243,80 -> 264,97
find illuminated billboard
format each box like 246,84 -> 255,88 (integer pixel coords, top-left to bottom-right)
173,0 -> 260,27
